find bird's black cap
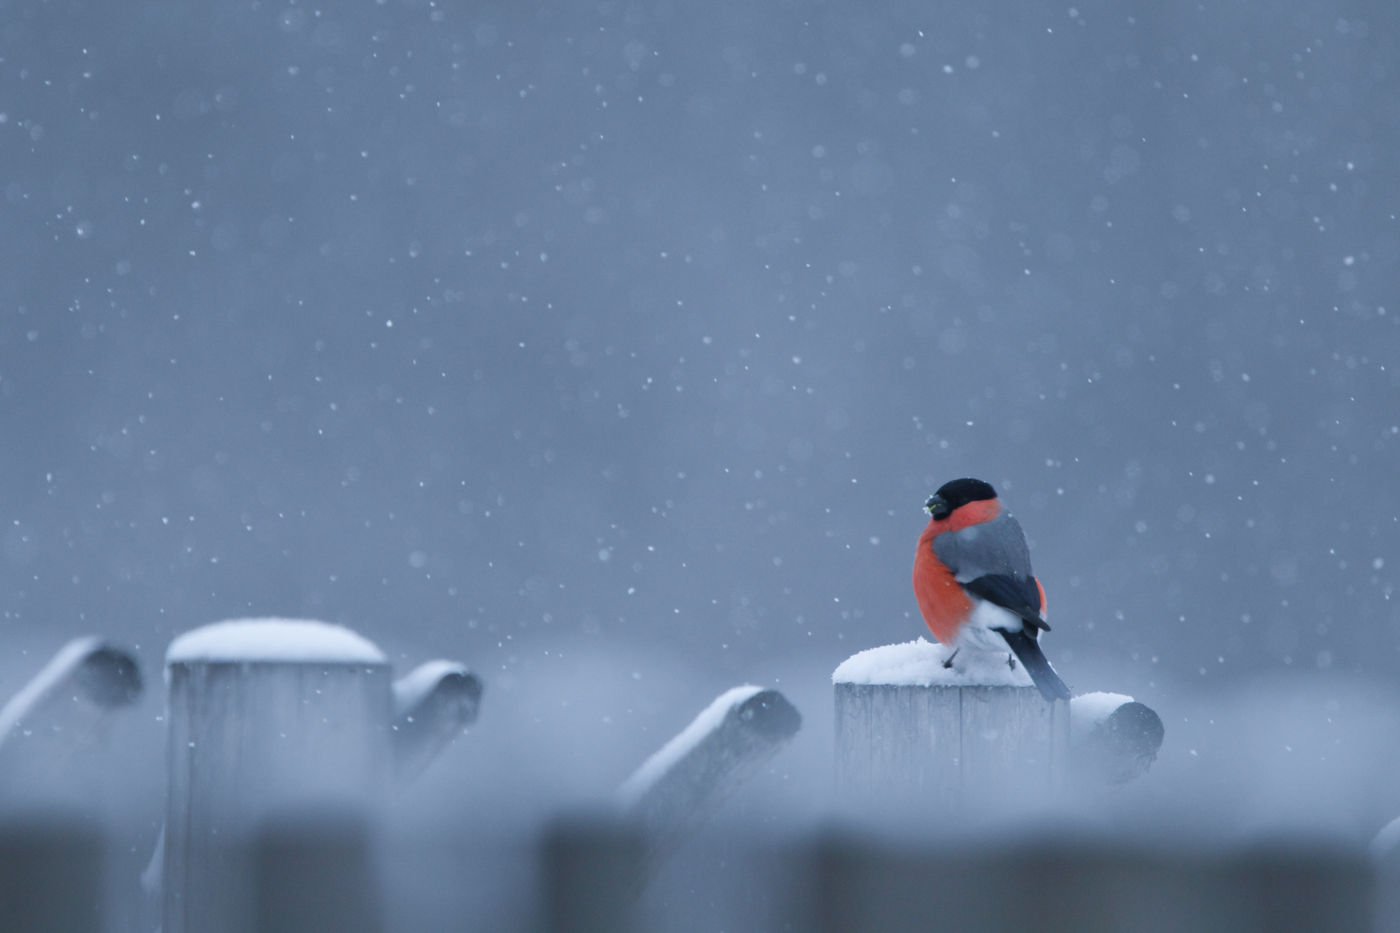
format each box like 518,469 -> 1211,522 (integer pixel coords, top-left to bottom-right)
925,477 -> 997,520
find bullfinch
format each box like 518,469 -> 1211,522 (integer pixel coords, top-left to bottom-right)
913,477 -> 1071,701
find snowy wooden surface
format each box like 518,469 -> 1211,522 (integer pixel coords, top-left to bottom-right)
835,681 -> 1069,803
162,620 -> 397,933
160,618 -> 478,933
1071,692 -> 1165,785
619,686 -> 800,862
391,660 -> 483,787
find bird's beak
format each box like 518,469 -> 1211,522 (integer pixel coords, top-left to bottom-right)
924,495 -> 950,520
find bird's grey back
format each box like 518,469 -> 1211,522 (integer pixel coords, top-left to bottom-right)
932,512 -> 1034,583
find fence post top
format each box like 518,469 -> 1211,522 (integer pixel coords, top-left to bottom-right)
165,618 -> 387,667
832,637 -> 1038,691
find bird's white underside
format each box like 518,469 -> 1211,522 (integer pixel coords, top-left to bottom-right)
953,600 -> 1028,656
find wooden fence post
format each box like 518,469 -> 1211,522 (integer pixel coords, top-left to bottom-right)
0,813 -> 105,933
540,816 -> 646,933
391,660 -> 483,787
161,617 -> 477,933
1070,691 -> 1165,785
800,832 -> 1371,933
618,686 -> 800,865
252,809 -> 383,933
833,639 -> 1068,804
538,685 -> 800,928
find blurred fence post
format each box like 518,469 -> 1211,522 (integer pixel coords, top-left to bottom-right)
160,616 -> 414,930
540,817 -> 646,933
1374,817 -> 1400,932
1070,692 -> 1165,786
0,637 -> 142,784
391,660 -> 483,787
538,685 -> 800,929
0,813 -> 105,933
618,686 -> 800,865
253,809 -> 383,933
798,832 -> 1372,933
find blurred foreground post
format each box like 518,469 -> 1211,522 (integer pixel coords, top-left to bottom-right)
833,640 -> 1068,802
0,813 -> 105,933
163,619 -> 390,933
541,817 -> 646,933
253,811 -> 382,933
802,832 -> 1371,933
162,618 -> 480,933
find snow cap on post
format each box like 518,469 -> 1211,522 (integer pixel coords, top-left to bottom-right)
832,637 -> 1035,689
166,618 -> 387,666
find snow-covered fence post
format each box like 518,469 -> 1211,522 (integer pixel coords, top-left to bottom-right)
1070,692 -> 1165,786
391,660 -> 483,787
0,637 -> 142,783
618,686 -> 801,865
539,685 -> 800,926
833,640 -> 1069,803
161,618 -> 480,933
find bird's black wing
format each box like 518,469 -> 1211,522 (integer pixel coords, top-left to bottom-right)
963,574 -> 1049,632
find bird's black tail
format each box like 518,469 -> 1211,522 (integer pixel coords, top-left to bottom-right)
1000,629 -> 1071,701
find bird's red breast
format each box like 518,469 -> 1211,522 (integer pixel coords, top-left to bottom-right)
912,496 -> 1002,644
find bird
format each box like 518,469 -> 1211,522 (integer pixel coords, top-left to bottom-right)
912,477 -> 1071,701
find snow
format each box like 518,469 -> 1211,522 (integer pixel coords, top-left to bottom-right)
1070,690 -> 1135,740
0,636 -> 104,741
392,659 -> 470,713
1374,815 -> 1400,859
617,684 -> 765,807
831,637 -> 1035,688
165,618 -> 387,665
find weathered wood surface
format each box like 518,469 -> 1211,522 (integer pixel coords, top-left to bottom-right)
159,619 -> 478,933
835,683 -> 1069,803
163,659 -> 393,933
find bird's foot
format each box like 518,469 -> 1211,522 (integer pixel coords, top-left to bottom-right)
942,648 -> 960,670
1006,653 -> 1017,671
